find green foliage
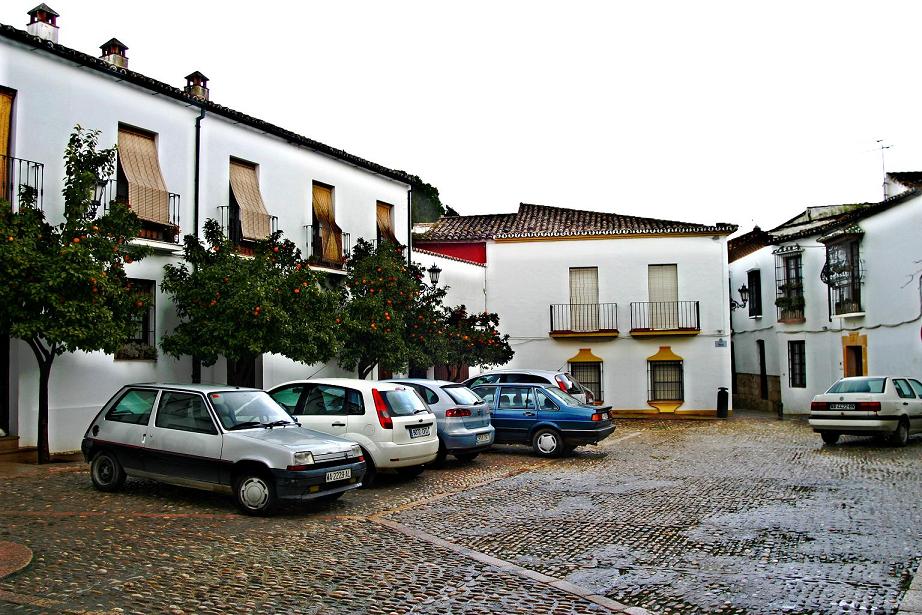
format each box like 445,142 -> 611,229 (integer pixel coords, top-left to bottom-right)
440,306 -> 513,380
160,219 -> 340,381
411,180 -> 454,223
0,126 -> 151,462
338,239 -> 445,378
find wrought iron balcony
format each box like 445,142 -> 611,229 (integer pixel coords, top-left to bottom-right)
217,205 -> 278,250
549,303 -> 618,337
1,155 -> 44,212
97,179 -> 181,243
305,224 -> 351,269
629,301 -> 700,336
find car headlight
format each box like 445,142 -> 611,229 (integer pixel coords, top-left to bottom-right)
293,451 -> 314,466
350,444 -> 362,458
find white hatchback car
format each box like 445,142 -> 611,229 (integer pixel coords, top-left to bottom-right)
808,376 -> 922,446
268,379 -> 439,485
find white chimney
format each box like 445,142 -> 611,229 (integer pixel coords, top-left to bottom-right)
26,3 -> 59,43
100,38 -> 128,68
184,71 -> 209,101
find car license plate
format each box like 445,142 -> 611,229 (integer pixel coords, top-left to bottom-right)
408,426 -> 431,439
325,469 -> 351,483
476,433 -> 491,444
829,403 -> 855,410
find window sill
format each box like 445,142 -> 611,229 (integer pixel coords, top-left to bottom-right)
835,311 -> 865,319
749,315 -> 762,320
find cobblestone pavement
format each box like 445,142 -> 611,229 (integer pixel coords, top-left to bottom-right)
0,414 -> 920,614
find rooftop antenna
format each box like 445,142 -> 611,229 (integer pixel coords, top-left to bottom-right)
877,138 -> 891,200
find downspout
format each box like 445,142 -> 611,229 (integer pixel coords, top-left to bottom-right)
191,105 -> 206,383
407,184 -> 413,266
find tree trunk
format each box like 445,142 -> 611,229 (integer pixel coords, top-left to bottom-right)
358,361 -> 374,380
449,363 -> 462,383
26,338 -> 54,464
227,354 -> 256,387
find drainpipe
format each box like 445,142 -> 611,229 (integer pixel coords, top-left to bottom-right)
191,105 -> 206,383
407,185 -> 413,266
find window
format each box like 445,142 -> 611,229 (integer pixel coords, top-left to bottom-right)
500,373 -> 547,384
827,377 -> 884,394
747,269 -> 762,317
893,379 -> 915,399
775,252 -> 804,321
376,201 -> 397,244
468,374 -> 499,387
535,389 -> 559,411
155,392 -> 216,434
0,89 -> 12,203
569,362 -> 602,402
788,341 -> 806,388
117,126 -> 170,227
648,264 -> 679,329
228,159 -> 272,241
311,182 -> 344,264
498,386 -> 536,409
115,279 -> 156,360
407,383 -> 439,405
472,385 -> 498,404
270,385 -> 305,413
443,385 -> 483,405
908,379 -> 922,398
298,385 -> 363,416
105,388 -> 158,425
825,239 -> 862,315
648,361 -> 683,401
569,267 -> 600,332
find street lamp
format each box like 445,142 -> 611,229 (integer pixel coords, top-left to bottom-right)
89,180 -> 108,218
730,284 -> 749,311
427,263 -> 442,285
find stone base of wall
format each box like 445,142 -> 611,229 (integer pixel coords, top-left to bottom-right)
734,373 -> 781,413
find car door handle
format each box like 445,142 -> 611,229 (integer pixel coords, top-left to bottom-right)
331,422 -> 346,427
903,402 -> 909,406
523,411 -> 536,416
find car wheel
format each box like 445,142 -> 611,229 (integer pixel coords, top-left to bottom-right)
454,452 -> 480,463
90,450 -> 126,492
360,449 -> 377,488
820,432 -> 840,445
532,428 -> 564,457
233,471 -> 278,516
891,419 -> 909,447
397,465 -> 425,478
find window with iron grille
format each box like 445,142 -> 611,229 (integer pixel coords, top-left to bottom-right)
788,340 -> 806,388
648,361 -> 683,401
570,362 -> 602,402
747,269 -> 762,317
774,252 -> 804,321
824,239 -> 862,315
115,279 -> 157,360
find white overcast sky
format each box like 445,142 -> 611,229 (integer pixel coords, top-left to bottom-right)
6,1 -> 922,231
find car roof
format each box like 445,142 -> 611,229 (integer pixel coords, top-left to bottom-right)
474,369 -> 563,377
272,378 -> 407,391
385,378 -> 460,387
126,383 -> 262,393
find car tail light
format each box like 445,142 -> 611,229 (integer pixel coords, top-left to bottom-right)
856,402 -> 881,412
445,408 -> 472,417
371,388 -> 393,429
811,401 -> 828,411
591,412 -> 604,422
554,375 -> 568,392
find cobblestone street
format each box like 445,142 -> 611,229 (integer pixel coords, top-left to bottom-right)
1,413 -> 920,614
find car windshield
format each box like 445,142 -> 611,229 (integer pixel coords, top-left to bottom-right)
382,388 -> 429,416
545,387 -> 584,406
442,385 -> 483,405
826,378 -> 886,394
209,391 -> 295,430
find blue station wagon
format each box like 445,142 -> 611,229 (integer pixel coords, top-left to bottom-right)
471,383 -> 615,457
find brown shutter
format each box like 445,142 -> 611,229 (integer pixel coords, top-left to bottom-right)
376,201 -> 397,242
0,92 -> 13,203
312,183 -> 343,263
117,128 -> 170,225
229,160 -> 271,240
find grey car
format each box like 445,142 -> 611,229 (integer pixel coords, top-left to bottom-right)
81,384 -> 366,515
463,369 -> 594,404
386,379 -> 495,462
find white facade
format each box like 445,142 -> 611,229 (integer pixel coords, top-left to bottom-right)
2,24 -> 411,451
729,187 -> 922,414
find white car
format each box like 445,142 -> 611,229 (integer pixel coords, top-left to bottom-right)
808,376 -> 922,446
268,379 -> 439,485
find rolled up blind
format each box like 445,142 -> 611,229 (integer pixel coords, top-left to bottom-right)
0,92 -> 11,203
312,183 -> 343,263
118,128 -> 170,225
376,201 -> 397,242
229,160 -> 271,240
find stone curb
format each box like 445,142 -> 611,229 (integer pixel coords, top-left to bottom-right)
899,564 -> 922,614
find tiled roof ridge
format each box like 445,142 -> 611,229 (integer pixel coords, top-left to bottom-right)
512,202 -> 736,235
0,23 -> 416,186
412,247 -> 486,268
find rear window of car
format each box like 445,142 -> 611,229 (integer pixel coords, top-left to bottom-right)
105,389 -> 158,425
382,388 -> 428,416
442,385 -> 482,405
826,378 -> 886,394
557,373 -> 583,394
545,387 -> 583,406
501,373 -> 549,384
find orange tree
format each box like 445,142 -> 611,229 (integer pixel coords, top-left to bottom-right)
161,219 -> 341,385
338,239 -> 447,379
0,126 -> 150,462
441,306 -> 513,381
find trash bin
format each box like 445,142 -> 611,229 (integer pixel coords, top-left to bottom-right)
716,387 -> 729,419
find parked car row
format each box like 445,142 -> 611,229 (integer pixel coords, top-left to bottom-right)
82,370 -> 615,516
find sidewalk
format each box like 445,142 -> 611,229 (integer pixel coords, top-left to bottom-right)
0,452 -> 84,479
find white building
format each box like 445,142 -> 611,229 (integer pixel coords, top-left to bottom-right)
729,173 -> 922,414
1,5 -> 414,452
415,203 -> 737,415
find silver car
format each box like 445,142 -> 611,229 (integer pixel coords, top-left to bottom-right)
386,379 -> 495,462
463,369 -> 594,404
81,384 -> 366,515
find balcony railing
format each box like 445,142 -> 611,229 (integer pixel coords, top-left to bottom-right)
1,155 -> 44,212
98,179 -> 181,243
549,303 -> 618,337
305,224 -> 351,269
629,301 -> 700,335
218,206 -> 278,251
